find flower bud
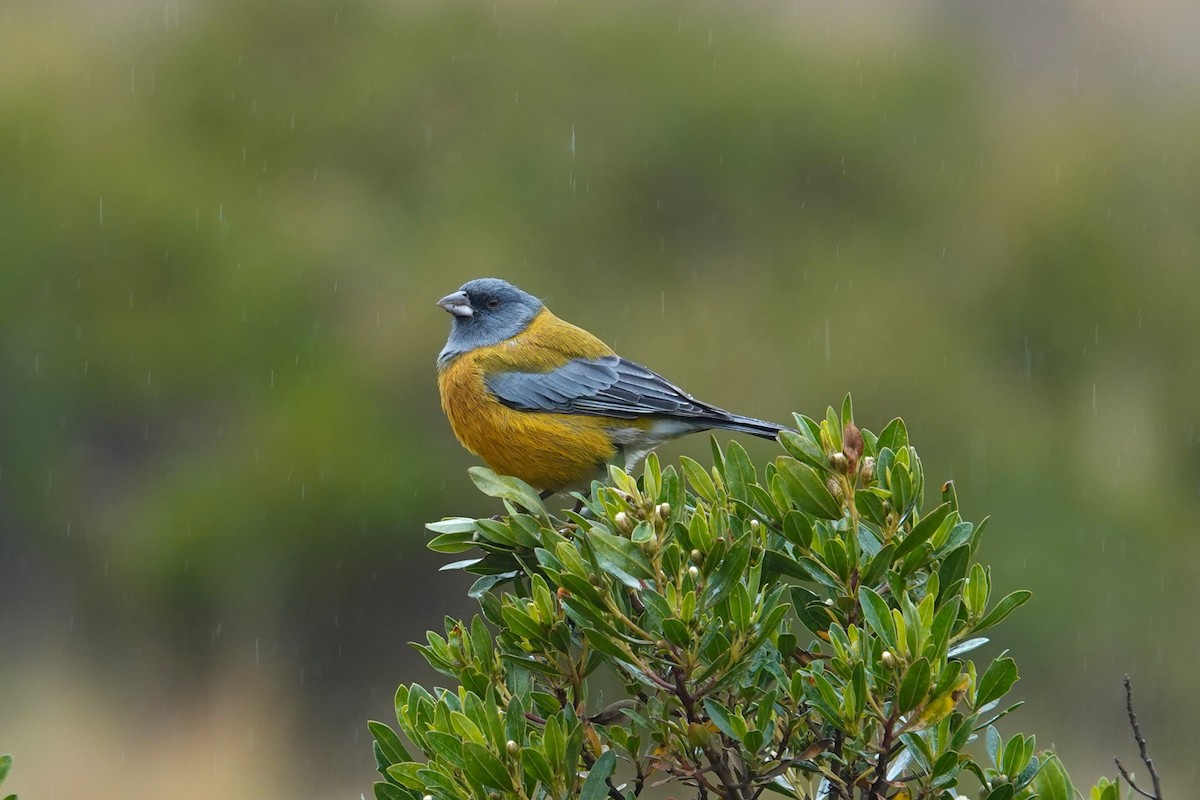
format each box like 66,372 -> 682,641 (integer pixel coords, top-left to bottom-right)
823,598 -> 834,607
882,650 -> 895,667
690,549 -> 703,564
829,452 -> 849,473
826,478 -> 844,498
749,519 -> 761,532
688,565 -> 700,579
614,511 -> 631,532
506,740 -> 519,756
860,456 -> 876,483
656,502 -> 671,519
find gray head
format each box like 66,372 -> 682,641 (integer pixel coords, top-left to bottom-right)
436,278 -> 544,368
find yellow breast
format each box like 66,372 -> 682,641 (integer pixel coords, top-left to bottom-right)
437,308 -> 626,492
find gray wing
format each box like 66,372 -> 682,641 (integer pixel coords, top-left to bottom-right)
485,355 -> 722,421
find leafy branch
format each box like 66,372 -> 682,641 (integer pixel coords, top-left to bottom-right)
369,396 -> 1145,800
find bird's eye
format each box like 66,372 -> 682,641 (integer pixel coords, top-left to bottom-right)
486,298 -> 501,310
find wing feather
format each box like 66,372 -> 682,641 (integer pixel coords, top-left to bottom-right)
486,355 -> 725,421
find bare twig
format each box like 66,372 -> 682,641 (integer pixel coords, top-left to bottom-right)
1114,675 -> 1163,800
867,710 -> 898,799
672,668 -> 746,800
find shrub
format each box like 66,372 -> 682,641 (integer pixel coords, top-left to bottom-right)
369,398 -> 1137,800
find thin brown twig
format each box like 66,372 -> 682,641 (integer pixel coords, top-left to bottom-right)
867,710 -> 898,799
1114,674 -> 1163,800
1115,762 -> 1157,800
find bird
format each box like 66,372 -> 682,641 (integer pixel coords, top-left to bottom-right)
436,278 -> 785,496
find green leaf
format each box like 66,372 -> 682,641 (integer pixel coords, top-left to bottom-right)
662,617 -> 691,647
931,750 -> 961,783
426,731 -> 467,768
781,511 -> 813,550
416,767 -> 464,798
984,785 -> 1014,800
976,657 -> 1019,709
858,587 -> 896,648
474,517 -> 519,547
462,742 -> 513,791
643,451 -> 662,501
368,721 -> 411,766
898,656 -> 931,713
861,542 -> 896,587
894,503 -> 952,561
426,531 -> 477,554
941,479 -> 959,509
937,545 -> 971,597
888,463 -> 914,518
1000,733 -> 1026,776
587,529 -> 655,587
986,725 -> 1002,765
974,591 -> 1032,633
796,556 -> 840,591
776,459 -> 843,520
762,549 -> 809,581
703,698 -> 738,740
710,435 -> 727,477
468,572 -> 518,598
965,562 -> 989,617
522,748 -> 555,787
877,417 -> 909,453
373,781 -> 412,800
824,406 -> 843,452
823,538 -> 851,581
705,535 -> 753,606
385,762 -> 423,790
630,520 -> 655,544
680,456 -> 717,502
468,467 -> 547,518
927,599 -> 960,660
779,430 -> 829,470
579,750 -> 617,800
725,440 -> 755,502
0,756 -> 10,784
1033,755 -> 1074,800
425,517 -> 478,534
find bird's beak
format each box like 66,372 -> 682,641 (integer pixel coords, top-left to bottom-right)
437,290 -> 473,318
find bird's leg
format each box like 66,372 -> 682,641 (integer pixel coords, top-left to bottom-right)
539,489 -> 556,500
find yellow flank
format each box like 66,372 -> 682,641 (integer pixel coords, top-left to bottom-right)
437,307 -> 648,492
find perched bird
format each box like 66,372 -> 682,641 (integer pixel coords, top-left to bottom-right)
436,278 -> 785,496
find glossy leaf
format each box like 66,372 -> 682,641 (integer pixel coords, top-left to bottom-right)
974,590 -> 1032,633
579,750 -> 617,800
468,467 -> 547,519
976,656 -> 1019,709
776,459 -> 843,520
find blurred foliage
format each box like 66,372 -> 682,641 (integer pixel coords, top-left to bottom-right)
373,404 -> 1123,800
0,753 -> 14,800
0,0 -> 1195,797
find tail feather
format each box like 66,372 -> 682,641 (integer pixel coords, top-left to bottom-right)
709,414 -> 787,440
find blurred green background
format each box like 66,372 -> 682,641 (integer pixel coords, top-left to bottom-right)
2,0 -> 1197,796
